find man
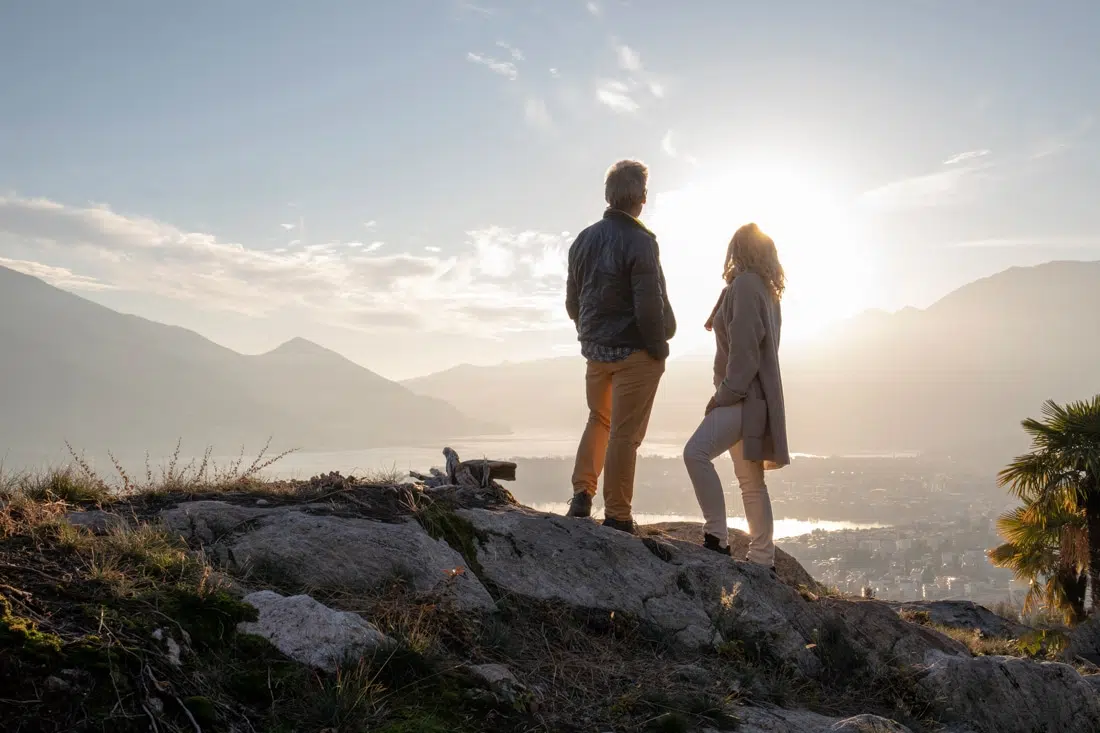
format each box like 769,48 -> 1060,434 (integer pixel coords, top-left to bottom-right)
564,159 -> 676,534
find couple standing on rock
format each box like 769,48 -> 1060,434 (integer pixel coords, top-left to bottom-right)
563,159 -> 789,572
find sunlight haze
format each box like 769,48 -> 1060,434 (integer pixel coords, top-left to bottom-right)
2,1 -> 1098,379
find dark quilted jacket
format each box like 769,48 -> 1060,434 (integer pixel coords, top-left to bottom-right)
565,209 -> 677,360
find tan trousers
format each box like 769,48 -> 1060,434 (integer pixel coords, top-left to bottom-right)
571,350 -> 665,521
683,403 -> 774,567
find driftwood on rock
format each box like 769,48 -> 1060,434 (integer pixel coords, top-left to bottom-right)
433,447 -> 517,488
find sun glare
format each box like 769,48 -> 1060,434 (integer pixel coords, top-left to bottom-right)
648,163 -> 874,357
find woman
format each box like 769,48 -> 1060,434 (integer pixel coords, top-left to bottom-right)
684,222 -> 790,569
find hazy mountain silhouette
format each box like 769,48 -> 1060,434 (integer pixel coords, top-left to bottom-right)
0,266 -> 499,466
405,260 -> 1100,466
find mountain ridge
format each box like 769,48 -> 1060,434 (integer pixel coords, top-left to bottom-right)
0,265 -> 502,467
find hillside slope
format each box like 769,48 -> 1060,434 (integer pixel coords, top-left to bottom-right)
0,266 -> 500,465
404,260 -> 1100,464
4,461 -> 1099,733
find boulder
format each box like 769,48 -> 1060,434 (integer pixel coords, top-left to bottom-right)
731,706 -> 912,732
238,590 -> 391,672
1064,613 -> 1100,667
63,509 -> 127,534
888,601 -> 1030,639
160,501 -> 495,612
918,651 -> 1100,733
457,506 -> 964,675
647,521 -> 822,591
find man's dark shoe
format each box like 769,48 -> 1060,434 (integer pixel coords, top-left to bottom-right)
566,491 -> 592,518
703,533 -> 731,555
602,516 -> 637,535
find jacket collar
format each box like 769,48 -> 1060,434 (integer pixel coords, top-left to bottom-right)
603,207 -> 656,237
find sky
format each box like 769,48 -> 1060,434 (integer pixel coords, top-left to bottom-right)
1,0 -> 1099,380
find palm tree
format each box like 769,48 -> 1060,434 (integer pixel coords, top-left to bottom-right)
997,396 -> 1100,614
988,496 -> 1087,623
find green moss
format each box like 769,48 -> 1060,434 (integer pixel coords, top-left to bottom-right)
157,586 -> 257,648
414,502 -> 486,578
374,713 -> 466,733
0,595 -> 63,660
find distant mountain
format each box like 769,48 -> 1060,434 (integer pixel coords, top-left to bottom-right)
0,266 -> 501,467
404,260 -> 1100,467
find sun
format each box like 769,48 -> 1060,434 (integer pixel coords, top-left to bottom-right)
647,162 -> 874,357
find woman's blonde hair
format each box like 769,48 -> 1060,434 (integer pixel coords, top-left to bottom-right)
722,222 -> 785,300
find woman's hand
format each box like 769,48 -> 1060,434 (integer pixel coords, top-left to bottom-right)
705,395 -> 718,416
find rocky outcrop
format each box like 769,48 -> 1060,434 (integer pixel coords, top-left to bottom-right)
460,505 -> 966,671
1064,613 -> 1100,667
111,450 -> 1099,733
887,600 -> 1030,639
238,590 -> 392,672
160,501 -> 495,611
919,651 -> 1100,733
648,521 -> 822,591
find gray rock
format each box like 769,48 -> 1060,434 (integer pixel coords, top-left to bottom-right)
830,714 -> 913,732
458,506 -> 963,675
1064,613 -> 1100,667
463,663 -> 532,711
237,590 -> 391,672
63,510 -> 126,534
160,501 -> 495,611
889,600 -> 1030,639
670,663 -> 715,686
919,650 -> 1100,733
733,706 -> 855,732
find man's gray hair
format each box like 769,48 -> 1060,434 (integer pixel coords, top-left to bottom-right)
604,159 -> 648,211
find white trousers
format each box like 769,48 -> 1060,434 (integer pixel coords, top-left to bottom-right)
683,403 -> 774,567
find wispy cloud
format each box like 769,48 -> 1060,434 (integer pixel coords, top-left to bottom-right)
586,1 -> 601,16
944,149 -> 991,165
946,236 -> 1100,249
660,130 -> 698,165
0,196 -> 572,334
425,246 -> 442,253
458,1 -> 493,16
280,223 -> 296,230
549,67 -> 560,78
466,52 -> 518,80
363,220 -> 377,230
596,80 -> 639,113
1030,115 -> 1095,160
0,256 -> 114,291
616,43 -> 642,72
861,152 -> 994,211
365,241 -> 384,253
496,41 -> 524,61
525,97 -> 553,130
595,39 -> 665,114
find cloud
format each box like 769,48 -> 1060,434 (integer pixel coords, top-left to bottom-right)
424,246 -> 442,253
595,40 -> 665,114
280,223 -> 296,230
524,97 -> 553,130
596,80 -> 639,113
363,220 -> 377,230
0,196 -> 572,334
549,67 -> 560,78
860,152 -> 995,212
458,1 -> 493,16
0,257 -> 114,291
946,236 -> 1100,249
496,41 -> 524,61
586,1 -> 601,16
660,130 -> 698,165
616,43 -> 642,72
943,149 -> 991,165
466,52 -> 518,80
365,241 -> 384,253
